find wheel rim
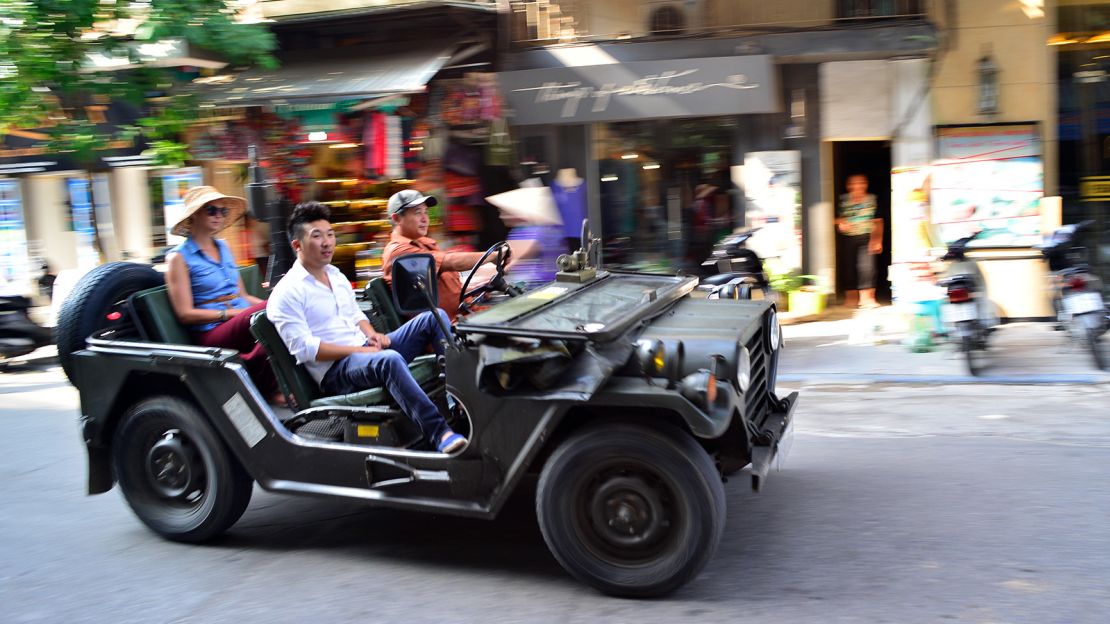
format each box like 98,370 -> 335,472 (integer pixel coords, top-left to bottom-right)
145,431 -> 202,500
576,462 -> 677,563
126,419 -> 213,515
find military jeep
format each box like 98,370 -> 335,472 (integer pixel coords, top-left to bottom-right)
58,232 -> 796,598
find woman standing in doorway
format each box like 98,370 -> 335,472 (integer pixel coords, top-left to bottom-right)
837,174 -> 883,308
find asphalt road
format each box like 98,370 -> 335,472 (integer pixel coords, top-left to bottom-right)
2,362 -> 1108,623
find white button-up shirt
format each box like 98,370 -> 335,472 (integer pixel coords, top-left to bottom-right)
266,260 -> 369,383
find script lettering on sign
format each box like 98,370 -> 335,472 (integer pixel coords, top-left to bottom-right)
514,69 -> 759,118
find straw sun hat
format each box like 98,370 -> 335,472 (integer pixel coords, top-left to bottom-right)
170,186 -> 247,237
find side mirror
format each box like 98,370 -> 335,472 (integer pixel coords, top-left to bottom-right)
391,253 -> 439,315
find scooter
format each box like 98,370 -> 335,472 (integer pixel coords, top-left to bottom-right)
0,295 -> 55,368
1037,220 -> 1107,370
937,230 -> 996,375
697,229 -> 771,300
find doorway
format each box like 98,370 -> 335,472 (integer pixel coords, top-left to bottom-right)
831,140 -> 892,304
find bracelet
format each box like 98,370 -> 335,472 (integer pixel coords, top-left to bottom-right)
218,308 -> 227,322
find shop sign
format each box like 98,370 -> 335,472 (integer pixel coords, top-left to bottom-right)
1079,175 -> 1110,201
499,55 -> 778,125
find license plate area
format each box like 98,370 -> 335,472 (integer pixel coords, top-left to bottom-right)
1065,292 -> 1104,315
942,302 -> 978,323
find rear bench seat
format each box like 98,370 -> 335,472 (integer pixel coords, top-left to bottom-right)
128,270 -> 436,412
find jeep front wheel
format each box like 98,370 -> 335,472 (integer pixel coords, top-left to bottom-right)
113,396 -> 253,543
536,422 -> 726,597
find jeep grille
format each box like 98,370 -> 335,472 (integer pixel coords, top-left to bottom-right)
744,323 -> 770,418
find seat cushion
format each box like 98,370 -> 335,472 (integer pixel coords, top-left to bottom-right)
309,355 -> 439,408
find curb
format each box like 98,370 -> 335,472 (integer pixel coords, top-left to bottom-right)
778,373 -> 1110,386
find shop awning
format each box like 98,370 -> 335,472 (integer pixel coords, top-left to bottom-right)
191,42 -> 459,108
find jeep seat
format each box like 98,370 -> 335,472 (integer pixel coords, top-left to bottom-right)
248,310 -> 438,411
360,276 -> 403,333
128,264 -> 266,344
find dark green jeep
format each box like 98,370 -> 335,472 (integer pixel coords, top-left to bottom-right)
56,233 -> 796,598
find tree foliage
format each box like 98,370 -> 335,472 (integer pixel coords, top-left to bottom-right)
0,0 -> 277,165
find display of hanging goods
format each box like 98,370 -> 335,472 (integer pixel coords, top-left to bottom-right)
444,171 -> 481,199
446,204 -> 481,232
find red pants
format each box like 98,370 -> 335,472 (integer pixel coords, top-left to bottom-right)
194,301 -> 277,394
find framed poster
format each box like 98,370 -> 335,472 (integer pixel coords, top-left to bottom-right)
931,123 -> 1043,247
0,179 -> 31,295
67,177 -> 101,270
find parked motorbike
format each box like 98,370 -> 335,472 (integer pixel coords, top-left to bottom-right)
938,230 -> 997,375
1037,220 -> 1107,370
697,229 -> 771,300
0,295 -> 54,368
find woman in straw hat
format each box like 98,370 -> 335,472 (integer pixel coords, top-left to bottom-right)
165,186 -> 281,402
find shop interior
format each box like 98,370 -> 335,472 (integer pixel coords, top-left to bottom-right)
831,140 -> 893,304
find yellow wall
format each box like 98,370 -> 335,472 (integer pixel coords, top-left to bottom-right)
930,0 -> 1057,195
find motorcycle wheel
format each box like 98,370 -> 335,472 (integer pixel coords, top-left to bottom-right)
962,335 -> 982,377
1089,327 -> 1107,371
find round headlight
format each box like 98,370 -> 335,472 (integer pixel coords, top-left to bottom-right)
736,344 -> 752,392
768,311 -> 781,351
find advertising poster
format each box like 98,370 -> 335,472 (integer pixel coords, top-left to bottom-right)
741,151 -> 802,273
931,124 -> 1043,247
66,177 -> 101,271
0,179 -> 31,295
161,167 -> 204,246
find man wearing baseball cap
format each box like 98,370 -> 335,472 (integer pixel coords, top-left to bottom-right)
382,189 -> 497,321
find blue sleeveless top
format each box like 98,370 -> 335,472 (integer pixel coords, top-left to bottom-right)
172,237 -> 248,331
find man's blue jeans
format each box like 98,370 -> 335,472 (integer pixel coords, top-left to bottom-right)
320,310 -> 450,445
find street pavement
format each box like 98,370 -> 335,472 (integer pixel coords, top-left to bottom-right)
781,311 -> 1110,385
1,356 -> 1108,623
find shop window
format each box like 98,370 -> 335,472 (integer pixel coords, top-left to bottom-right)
593,117 -> 736,273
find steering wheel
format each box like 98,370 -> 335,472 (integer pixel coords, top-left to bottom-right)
458,241 -> 521,315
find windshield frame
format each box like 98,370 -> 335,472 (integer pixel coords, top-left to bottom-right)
457,271 -> 698,342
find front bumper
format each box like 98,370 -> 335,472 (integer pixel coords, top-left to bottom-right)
748,391 -> 799,492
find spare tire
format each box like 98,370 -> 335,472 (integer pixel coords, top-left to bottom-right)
56,262 -> 163,384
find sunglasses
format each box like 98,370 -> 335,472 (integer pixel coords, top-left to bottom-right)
205,205 -> 230,217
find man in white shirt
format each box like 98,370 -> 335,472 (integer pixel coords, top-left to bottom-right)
267,202 -> 466,454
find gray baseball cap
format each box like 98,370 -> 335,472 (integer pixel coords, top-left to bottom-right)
387,189 -> 438,218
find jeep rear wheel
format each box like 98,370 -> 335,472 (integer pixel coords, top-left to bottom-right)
113,396 -> 252,543
536,422 -> 725,597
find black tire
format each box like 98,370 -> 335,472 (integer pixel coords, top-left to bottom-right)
962,335 -> 982,377
1088,328 -> 1106,371
56,262 -> 163,384
113,396 -> 253,543
536,422 -> 726,598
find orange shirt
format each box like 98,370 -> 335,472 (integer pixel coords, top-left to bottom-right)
382,230 -> 463,321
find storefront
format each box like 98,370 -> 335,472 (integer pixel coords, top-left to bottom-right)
190,51 -> 516,285
499,54 -> 785,272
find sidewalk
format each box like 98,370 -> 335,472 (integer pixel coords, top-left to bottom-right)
779,306 -> 1110,385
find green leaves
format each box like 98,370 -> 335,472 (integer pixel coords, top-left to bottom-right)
0,0 -> 276,164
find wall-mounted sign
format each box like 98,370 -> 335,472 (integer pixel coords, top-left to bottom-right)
931,123 -> 1043,247
499,55 -> 778,125
1080,175 -> 1110,201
